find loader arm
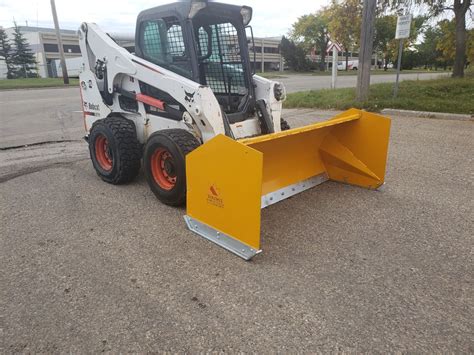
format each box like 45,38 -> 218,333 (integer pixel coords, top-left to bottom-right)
78,22 -> 226,142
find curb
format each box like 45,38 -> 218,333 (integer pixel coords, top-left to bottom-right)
381,109 -> 473,122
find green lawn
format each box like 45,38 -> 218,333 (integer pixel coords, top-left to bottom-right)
284,74 -> 474,115
0,78 -> 79,90
259,69 -> 449,79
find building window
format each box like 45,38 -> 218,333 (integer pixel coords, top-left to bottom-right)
63,45 -> 81,53
44,43 -> 59,52
264,47 -> 279,54
43,43 -> 81,53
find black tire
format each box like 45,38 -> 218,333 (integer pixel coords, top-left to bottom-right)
144,129 -> 200,206
281,118 -> 291,131
89,116 -> 141,184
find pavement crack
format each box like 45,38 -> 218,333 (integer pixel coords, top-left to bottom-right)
0,139 -> 83,151
0,159 -> 87,183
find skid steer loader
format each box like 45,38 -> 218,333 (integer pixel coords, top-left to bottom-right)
78,0 -> 391,260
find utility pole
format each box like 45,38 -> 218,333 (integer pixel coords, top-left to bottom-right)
356,0 -> 376,101
50,0 -> 69,84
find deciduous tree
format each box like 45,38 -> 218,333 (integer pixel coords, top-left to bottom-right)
291,10 -> 331,71
388,0 -> 472,77
327,0 -> 362,70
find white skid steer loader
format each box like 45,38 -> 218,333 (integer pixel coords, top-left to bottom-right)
78,0 -> 391,260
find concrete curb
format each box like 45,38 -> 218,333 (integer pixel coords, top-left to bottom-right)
381,108 -> 473,121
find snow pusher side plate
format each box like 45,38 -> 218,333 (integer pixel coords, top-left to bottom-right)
185,109 -> 391,260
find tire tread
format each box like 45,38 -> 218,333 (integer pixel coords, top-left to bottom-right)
90,116 -> 141,184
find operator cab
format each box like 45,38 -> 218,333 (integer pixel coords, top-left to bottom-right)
135,1 -> 255,123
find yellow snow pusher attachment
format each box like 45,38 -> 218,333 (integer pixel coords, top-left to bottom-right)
184,109 -> 391,260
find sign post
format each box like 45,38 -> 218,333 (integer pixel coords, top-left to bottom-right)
328,42 -> 342,89
393,14 -> 411,98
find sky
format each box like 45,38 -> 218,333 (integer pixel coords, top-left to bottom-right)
0,0 -> 327,37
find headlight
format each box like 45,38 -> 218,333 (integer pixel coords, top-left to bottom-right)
240,6 -> 252,26
274,83 -> 285,101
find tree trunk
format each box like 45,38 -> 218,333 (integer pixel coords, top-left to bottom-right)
452,0 -> 468,78
345,52 -> 349,71
320,48 -> 326,71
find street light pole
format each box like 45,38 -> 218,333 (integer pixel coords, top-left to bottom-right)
356,0 -> 376,101
50,0 -> 69,84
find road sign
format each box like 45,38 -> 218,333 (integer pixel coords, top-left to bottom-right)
395,14 -> 412,39
327,42 -> 343,54
394,14 -> 412,97
327,42 -> 342,89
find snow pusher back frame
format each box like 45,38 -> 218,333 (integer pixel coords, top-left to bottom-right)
185,109 -> 391,259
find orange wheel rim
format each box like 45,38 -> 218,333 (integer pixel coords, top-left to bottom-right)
151,148 -> 177,190
95,134 -> 113,171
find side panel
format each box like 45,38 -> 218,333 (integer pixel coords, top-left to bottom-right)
253,75 -> 284,132
79,70 -> 112,132
321,109 -> 391,189
186,135 -> 263,255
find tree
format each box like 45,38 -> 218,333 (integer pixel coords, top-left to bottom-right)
450,0 -> 471,77
291,10 -> 331,71
467,29 -> 474,66
417,25 -> 446,69
10,22 -> 37,78
374,14 -> 426,70
328,0 -> 362,70
374,15 -> 397,69
435,19 -> 474,69
436,19 -> 456,62
388,0 -> 472,77
0,27 -> 14,78
280,36 -> 311,71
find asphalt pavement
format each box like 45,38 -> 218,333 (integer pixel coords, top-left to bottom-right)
1,99 -> 473,351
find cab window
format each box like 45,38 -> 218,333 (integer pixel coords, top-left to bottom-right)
140,17 -> 192,79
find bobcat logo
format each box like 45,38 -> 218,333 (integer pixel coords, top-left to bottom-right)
184,90 -> 195,103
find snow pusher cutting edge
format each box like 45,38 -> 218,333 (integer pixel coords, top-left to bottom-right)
184,108 -> 391,260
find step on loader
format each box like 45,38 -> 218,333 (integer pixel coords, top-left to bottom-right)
78,0 -> 391,260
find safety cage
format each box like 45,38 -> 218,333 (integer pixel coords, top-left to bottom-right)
135,2 -> 255,121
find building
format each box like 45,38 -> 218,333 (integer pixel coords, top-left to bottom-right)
250,36 -> 284,72
0,26 -> 81,78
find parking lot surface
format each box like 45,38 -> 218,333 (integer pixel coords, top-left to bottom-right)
1,107 -> 472,352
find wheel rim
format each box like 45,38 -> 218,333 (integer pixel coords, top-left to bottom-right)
151,148 -> 177,190
95,134 -> 113,171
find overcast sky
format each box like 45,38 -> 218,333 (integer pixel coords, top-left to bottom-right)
0,0 -> 327,37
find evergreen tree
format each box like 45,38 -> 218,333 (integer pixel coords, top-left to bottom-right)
10,22 -> 37,78
280,36 -> 310,72
0,27 -> 14,78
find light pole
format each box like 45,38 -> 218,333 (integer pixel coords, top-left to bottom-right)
356,0 -> 376,101
50,0 -> 69,84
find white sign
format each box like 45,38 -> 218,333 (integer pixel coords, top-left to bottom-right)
395,14 -> 412,39
327,42 -> 343,54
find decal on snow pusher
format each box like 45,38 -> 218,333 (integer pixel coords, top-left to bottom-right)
184,109 -> 391,260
